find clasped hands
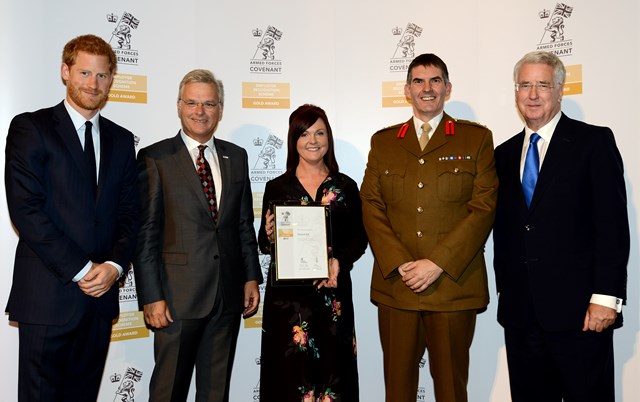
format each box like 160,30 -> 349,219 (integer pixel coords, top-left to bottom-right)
77,262 -> 119,298
398,259 -> 444,293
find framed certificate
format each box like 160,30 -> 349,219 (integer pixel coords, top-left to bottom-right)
271,202 -> 331,284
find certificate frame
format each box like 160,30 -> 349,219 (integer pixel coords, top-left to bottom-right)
270,201 -> 331,285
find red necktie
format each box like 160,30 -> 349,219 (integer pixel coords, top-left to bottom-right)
197,145 -> 218,223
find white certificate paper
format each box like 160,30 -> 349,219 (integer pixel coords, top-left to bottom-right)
273,204 -> 329,281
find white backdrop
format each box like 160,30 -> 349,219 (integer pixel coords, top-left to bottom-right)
1,1 -> 638,401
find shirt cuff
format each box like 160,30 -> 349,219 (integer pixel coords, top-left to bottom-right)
72,260 -> 123,282
72,261 -> 93,282
106,261 -> 124,279
590,294 -> 623,313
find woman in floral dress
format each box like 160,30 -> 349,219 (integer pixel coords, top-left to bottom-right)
258,104 -> 368,402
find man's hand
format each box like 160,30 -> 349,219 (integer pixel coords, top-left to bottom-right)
398,259 -> 444,293
243,280 -> 260,318
143,300 -> 174,329
77,262 -> 119,298
582,303 -> 617,332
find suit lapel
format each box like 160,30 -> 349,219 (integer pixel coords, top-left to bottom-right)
398,118 -> 422,157
170,134 -> 214,218
53,102 -> 87,179
424,112 -> 452,155
214,138 -> 231,222
529,113 -> 575,210
96,116 -> 113,202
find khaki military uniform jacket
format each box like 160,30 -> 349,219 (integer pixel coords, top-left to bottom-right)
361,113 -> 498,311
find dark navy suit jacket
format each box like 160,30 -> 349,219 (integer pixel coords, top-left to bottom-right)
5,101 -> 140,325
493,113 -> 629,331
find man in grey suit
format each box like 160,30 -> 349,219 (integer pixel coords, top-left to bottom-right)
134,69 -> 262,402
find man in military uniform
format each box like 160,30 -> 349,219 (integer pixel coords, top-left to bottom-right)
360,53 -> 498,402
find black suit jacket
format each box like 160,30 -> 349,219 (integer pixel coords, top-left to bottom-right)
5,101 -> 140,325
493,113 -> 629,331
134,133 -> 261,319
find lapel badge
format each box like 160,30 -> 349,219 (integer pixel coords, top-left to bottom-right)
397,123 -> 409,139
445,120 -> 455,135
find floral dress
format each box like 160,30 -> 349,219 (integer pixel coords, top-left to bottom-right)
258,172 -> 368,402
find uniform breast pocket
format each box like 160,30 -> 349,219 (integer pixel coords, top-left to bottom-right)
379,164 -> 406,205
436,161 -> 476,202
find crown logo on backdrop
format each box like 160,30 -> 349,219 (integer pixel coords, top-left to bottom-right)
253,137 -> 264,146
107,13 -> 118,23
539,9 -> 550,18
252,28 -> 263,37
392,26 -> 402,35
110,373 -> 122,383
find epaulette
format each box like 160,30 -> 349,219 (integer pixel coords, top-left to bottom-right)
373,122 -> 405,136
450,118 -> 488,129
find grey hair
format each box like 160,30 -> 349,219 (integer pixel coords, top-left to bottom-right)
178,69 -> 224,106
513,51 -> 566,86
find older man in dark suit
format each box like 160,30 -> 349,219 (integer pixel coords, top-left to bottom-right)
134,69 -> 261,402
5,34 -> 140,401
493,51 -> 629,402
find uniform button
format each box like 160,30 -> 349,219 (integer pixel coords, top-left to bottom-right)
417,207 -> 424,213
416,231 -> 423,238
454,167 -> 460,173
418,158 -> 425,165
384,169 -> 390,175
417,182 -> 424,188
525,224 -> 535,231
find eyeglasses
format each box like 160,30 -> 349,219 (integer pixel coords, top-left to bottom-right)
179,99 -> 220,110
515,82 -> 557,92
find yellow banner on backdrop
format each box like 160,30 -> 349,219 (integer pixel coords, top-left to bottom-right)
253,191 -> 263,218
244,303 -> 264,329
111,311 -> 150,342
563,64 -> 582,96
382,81 -> 410,108
242,82 -> 290,109
108,74 -> 148,104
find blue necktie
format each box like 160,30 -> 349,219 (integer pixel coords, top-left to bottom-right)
522,133 -> 541,208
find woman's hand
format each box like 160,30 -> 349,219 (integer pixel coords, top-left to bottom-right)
264,209 -> 275,241
315,258 -> 340,289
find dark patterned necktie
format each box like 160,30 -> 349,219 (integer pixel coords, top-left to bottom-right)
522,133 -> 541,208
84,121 -> 97,194
197,145 -> 218,223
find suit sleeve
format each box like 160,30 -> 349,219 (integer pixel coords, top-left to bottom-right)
590,128 -> 629,299
237,149 -> 262,283
133,147 -> 166,304
108,131 -> 140,271
5,114 -> 88,284
429,128 -> 498,280
360,134 -> 414,278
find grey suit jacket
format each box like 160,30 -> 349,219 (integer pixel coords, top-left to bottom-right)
134,133 -> 261,318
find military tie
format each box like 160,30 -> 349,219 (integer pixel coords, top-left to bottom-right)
522,133 -> 541,208
420,122 -> 431,150
197,145 -> 219,223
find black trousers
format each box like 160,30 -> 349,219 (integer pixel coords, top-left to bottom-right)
505,324 -> 615,402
